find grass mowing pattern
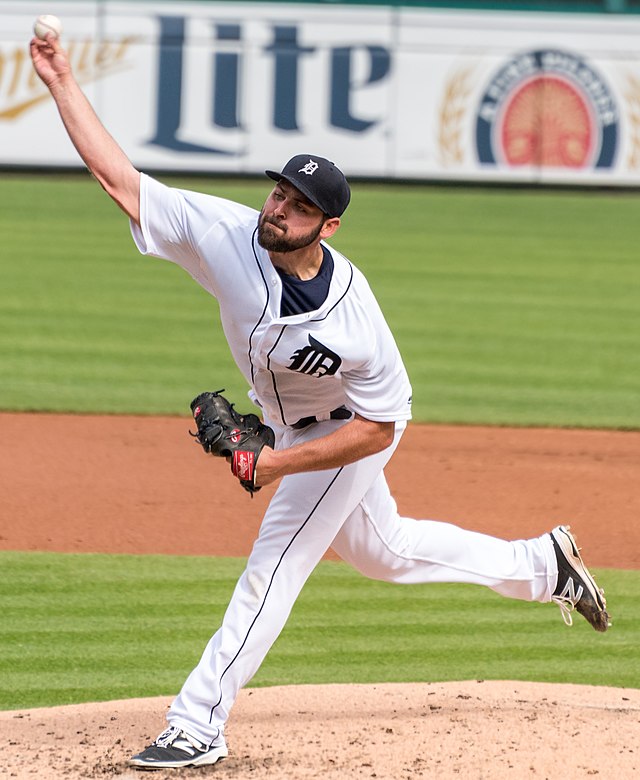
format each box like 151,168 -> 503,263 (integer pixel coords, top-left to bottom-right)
2,176 -> 636,710
1,174 -> 639,427
1,551 -> 636,711
342,184 -> 640,428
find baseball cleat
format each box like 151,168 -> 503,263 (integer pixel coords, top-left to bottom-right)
550,525 -> 610,632
128,725 -> 228,769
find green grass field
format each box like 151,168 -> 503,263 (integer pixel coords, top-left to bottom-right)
1,174 -> 639,427
1,174 -> 637,711
1,552 -> 636,711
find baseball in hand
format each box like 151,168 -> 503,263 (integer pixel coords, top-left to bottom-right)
33,14 -> 63,40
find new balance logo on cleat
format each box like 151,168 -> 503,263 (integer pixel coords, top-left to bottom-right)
128,725 -> 228,769
555,577 -> 584,609
550,525 -> 611,632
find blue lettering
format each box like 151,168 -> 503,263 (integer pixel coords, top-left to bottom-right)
330,46 -> 390,132
148,18 -> 393,153
213,24 -> 242,129
149,16 -> 233,154
265,26 -> 315,131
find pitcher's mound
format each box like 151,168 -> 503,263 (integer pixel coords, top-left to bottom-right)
2,680 -> 639,779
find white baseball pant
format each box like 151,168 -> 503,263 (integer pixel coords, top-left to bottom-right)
167,419 -> 557,746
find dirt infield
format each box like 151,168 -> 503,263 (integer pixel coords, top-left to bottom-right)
2,412 -> 639,778
3,682 -> 640,779
2,413 -> 638,565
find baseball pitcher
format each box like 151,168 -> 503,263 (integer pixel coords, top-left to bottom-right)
30,29 -> 610,771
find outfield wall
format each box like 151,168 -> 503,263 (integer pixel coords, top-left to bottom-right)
3,0 -> 640,185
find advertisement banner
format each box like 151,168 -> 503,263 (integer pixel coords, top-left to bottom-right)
2,1 -> 640,184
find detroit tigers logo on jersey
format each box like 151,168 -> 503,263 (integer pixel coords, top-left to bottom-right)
288,335 -> 342,377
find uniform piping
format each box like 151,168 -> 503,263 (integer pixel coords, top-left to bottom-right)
208,466 -> 345,724
248,226 -> 271,384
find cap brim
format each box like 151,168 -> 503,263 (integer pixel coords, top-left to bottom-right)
264,170 -> 325,214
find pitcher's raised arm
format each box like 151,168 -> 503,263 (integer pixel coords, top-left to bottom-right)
30,33 -> 141,224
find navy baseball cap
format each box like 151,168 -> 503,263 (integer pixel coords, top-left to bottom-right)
265,154 -> 351,218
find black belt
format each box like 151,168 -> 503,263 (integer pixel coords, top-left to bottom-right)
292,406 -> 352,429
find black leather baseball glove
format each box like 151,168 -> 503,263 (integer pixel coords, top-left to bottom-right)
190,390 -> 275,496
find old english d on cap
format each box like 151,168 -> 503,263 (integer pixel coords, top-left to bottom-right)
265,155 -> 351,218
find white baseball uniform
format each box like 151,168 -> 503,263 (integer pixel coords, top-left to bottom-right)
130,173 -> 558,749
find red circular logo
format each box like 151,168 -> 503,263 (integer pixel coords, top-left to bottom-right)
499,75 -> 595,168
476,49 -> 618,171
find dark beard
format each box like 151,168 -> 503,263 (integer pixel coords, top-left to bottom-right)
257,211 -> 324,253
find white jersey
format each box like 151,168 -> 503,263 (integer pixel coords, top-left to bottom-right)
131,173 -> 412,427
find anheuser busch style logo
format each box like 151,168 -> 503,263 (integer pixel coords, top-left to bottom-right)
475,49 -> 619,169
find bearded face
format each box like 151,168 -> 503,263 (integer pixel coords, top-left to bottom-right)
257,208 -> 325,253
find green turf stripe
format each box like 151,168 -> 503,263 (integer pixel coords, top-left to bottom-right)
0,551 -> 636,710
1,176 -> 638,426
